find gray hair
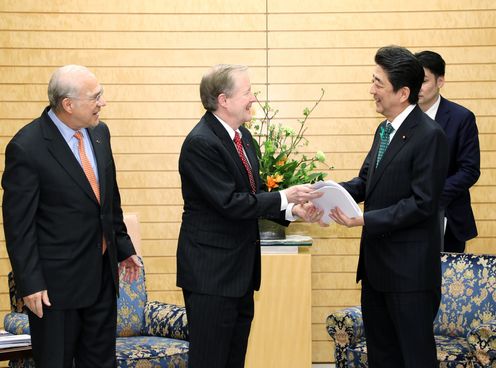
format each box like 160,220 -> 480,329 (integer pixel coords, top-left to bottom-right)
200,64 -> 248,111
47,65 -> 95,110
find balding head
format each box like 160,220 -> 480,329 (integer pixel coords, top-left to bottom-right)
48,65 -> 97,111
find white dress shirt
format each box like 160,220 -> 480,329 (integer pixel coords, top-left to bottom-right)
424,95 -> 441,120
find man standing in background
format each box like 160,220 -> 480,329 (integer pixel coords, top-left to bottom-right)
415,50 -> 480,253
177,64 -> 322,368
2,65 -> 141,368
328,46 -> 449,367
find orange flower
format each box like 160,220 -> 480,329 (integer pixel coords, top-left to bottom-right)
276,156 -> 287,166
266,174 -> 284,191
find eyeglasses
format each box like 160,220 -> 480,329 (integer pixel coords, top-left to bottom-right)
67,89 -> 104,103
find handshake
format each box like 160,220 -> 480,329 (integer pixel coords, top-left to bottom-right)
283,183 -> 364,228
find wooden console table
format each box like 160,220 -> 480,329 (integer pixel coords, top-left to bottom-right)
0,345 -> 32,361
245,236 -> 312,368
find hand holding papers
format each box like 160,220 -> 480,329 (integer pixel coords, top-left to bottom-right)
310,180 -> 362,225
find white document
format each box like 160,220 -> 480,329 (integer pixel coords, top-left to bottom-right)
0,330 -> 31,349
310,180 -> 362,225
261,246 -> 299,254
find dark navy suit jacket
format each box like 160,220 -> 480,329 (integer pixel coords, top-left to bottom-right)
342,106 -> 449,292
435,96 -> 480,242
2,107 -> 135,309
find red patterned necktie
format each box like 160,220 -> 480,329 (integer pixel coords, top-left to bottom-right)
233,131 -> 256,193
74,131 -> 106,254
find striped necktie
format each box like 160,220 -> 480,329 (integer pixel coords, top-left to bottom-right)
74,131 -> 106,254
233,131 -> 256,193
74,131 -> 100,202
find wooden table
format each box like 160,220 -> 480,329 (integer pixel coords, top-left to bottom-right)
245,236 -> 312,368
0,345 -> 32,361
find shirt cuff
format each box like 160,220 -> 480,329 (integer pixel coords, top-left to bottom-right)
279,190 -> 288,211
285,203 -> 298,221
280,191 -> 297,221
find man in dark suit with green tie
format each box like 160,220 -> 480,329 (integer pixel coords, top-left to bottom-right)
328,46 -> 449,367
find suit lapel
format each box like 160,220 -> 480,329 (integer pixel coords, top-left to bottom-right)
367,107 -> 420,197
434,96 -> 450,131
368,122 -> 385,173
88,127 -> 106,206
41,111 -> 99,204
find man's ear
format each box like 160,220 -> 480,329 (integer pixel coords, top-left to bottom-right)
60,97 -> 74,114
217,93 -> 228,109
437,75 -> 445,89
399,86 -> 410,104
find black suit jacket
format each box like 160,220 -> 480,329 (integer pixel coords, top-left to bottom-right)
2,107 -> 135,309
342,106 -> 449,292
435,96 -> 480,241
176,111 -> 287,298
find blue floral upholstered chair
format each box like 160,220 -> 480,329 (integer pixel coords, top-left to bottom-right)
3,213 -> 189,368
326,253 -> 496,368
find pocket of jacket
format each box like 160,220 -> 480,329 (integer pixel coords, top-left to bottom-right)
389,228 -> 428,242
196,230 -> 237,249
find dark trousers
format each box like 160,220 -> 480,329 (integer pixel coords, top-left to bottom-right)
444,222 -> 466,253
183,289 -> 255,368
361,280 -> 440,368
28,254 -> 117,368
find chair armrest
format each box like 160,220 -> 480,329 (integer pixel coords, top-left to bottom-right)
143,300 -> 188,340
467,319 -> 496,366
327,306 -> 364,346
4,312 -> 30,335
326,306 -> 364,368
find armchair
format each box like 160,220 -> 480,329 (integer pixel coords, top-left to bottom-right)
3,213 -> 189,368
326,252 -> 496,368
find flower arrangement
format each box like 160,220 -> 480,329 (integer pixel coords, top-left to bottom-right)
246,89 -> 330,192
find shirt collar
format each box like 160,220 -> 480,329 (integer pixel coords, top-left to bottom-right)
213,113 -> 242,141
424,95 -> 441,120
48,108 -> 81,143
388,104 -> 416,131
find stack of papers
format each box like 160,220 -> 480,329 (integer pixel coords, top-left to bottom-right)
310,180 -> 362,225
260,235 -> 312,254
0,329 -> 31,349
261,246 -> 299,254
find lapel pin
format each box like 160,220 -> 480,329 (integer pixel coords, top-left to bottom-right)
402,135 -> 406,140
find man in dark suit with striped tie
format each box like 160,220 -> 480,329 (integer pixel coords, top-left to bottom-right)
176,64 -> 322,368
328,46 -> 449,367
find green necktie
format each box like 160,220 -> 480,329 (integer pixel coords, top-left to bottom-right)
376,123 -> 395,167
